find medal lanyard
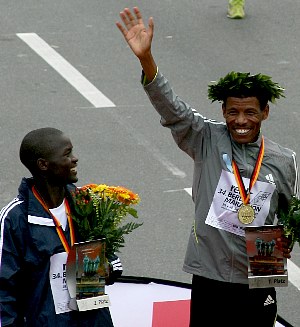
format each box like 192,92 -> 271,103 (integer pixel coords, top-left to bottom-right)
232,136 -> 265,205
32,186 -> 75,253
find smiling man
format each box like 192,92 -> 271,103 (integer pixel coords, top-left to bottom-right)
116,7 -> 299,327
0,127 -> 120,327
213,71 -> 273,145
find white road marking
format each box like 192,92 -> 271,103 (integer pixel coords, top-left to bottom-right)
184,187 -> 192,196
183,187 -> 300,290
17,33 -> 185,177
287,259 -> 300,290
16,33 -> 115,108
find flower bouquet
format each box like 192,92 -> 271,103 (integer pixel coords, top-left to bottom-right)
278,195 -> 300,249
70,183 -> 142,257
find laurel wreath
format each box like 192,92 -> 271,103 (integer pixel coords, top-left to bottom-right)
207,71 -> 285,103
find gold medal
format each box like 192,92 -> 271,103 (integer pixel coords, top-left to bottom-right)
238,204 -> 255,224
232,137 -> 264,226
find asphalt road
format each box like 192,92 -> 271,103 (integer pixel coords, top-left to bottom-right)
0,0 -> 300,325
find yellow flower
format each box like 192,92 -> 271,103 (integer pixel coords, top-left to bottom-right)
71,183 -> 142,257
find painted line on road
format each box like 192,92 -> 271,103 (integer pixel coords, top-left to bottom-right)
17,33 -> 185,177
287,259 -> 300,290
184,187 -> 192,196
17,33 -> 115,108
183,187 -> 300,290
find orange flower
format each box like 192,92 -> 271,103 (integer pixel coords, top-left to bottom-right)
70,183 -> 142,256
81,183 -> 98,191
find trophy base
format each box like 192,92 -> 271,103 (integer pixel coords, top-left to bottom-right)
69,294 -> 110,311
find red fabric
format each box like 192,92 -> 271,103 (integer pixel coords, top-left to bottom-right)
152,299 -> 190,327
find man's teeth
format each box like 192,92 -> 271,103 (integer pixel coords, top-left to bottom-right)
236,129 -> 249,134
70,168 -> 77,173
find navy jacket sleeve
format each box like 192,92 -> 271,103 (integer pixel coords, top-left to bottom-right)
0,201 -> 26,327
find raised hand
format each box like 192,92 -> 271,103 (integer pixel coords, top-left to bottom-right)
116,7 -> 154,61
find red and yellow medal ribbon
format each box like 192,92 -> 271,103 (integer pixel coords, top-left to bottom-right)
32,186 -> 75,253
232,136 -> 265,205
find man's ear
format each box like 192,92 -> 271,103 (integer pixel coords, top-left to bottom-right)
222,103 -> 226,118
262,104 -> 270,121
37,158 -> 48,171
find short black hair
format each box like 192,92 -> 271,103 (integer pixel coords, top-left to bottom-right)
223,92 -> 269,109
19,127 -> 63,175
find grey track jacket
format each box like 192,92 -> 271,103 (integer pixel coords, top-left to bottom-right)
143,70 -> 299,284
